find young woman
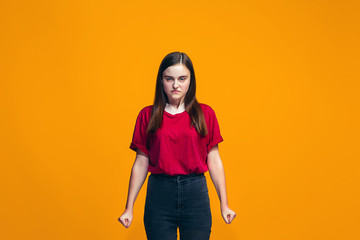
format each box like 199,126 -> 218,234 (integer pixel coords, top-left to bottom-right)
118,52 -> 236,240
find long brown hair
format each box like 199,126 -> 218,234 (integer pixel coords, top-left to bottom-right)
146,52 -> 208,136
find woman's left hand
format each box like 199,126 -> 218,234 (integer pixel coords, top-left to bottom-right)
221,205 -> 236,224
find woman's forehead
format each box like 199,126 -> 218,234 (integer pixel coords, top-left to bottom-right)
163,64 -> 190,76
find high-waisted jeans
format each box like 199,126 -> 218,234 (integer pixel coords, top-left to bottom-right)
144,173 -> 212,240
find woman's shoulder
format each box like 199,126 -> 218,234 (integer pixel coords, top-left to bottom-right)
199,102 -> 216,114
140,105 -> 153,112
136,105 -> 153,119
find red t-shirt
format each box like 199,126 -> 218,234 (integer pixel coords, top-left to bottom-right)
129,103 -> 223,176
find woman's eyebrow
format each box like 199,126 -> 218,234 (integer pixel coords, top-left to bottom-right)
164,75 -> 188,78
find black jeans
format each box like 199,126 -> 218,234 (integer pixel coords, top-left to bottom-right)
144,173 -> 212,240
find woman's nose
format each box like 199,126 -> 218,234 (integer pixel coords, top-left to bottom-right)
173,80 -> 179,88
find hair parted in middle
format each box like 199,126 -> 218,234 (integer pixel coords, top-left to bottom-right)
146,51 -> 208,137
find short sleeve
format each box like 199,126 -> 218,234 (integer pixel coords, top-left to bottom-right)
206,107 -> 224,152
129,108 -> 149,156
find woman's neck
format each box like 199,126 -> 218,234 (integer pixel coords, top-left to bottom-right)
165,101 -> 185,114
167,100 -> 185,109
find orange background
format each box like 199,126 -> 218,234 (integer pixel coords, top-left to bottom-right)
1,0 -> 359,239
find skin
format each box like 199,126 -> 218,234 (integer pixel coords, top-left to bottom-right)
161,63 -> 191,108
118,63 -> 236,228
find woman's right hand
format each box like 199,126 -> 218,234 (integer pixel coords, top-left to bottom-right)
118,209 -> 133,228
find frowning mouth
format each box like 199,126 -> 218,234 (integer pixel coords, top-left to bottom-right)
172,90 -> 180,93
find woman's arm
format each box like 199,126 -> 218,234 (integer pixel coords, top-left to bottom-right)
118,149 -> 149,228
207,144 -> 236,224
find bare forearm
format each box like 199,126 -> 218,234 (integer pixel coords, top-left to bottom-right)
208,158 -> 229,208
206,146 -> 236,224
125,157 -> 149,210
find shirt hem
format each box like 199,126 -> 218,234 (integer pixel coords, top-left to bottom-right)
130,143 -> 149,156
207,135 -> 224,152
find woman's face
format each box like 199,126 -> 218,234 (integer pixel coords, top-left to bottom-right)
162,64 -> 191,105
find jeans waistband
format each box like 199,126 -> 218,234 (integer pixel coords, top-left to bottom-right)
150,172 -> 204,180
